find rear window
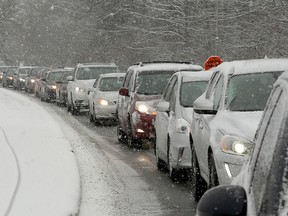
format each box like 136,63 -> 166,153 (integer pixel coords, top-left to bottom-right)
135,70 -> 176,95
76,67 -> 118,80
99,77 -> 124,91
180,81 -> 208,107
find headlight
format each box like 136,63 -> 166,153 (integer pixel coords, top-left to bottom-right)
135,101 -> 157,115
0,75 -> 2,79
19,78 -> 25,82
8,77 -> 13,80
98,99 -> 109,106
75,87 -> 85,92
52,85 -> 57,90
176,118 -> 190,134
31,79 -> 35,83
220,135 -> 252,155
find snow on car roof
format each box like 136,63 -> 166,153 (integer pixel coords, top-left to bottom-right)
218,58 -> 288,75
134,62 -> 203,72
179,70 -> 214,82
99,72 -> 126,78
77,63 -> 117,68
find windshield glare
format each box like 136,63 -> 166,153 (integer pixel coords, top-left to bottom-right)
180,81 -> 208,107
227,71 -> 283,111
99,77 -> 124,92
136,71 -> 176,95
76,67 -> 118,80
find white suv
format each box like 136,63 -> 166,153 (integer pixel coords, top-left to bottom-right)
67,63 -> 119,114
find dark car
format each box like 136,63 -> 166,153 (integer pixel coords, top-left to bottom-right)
0,66 -> 17,83
197,71 -> 288,216
55,69 -> 74,106
2,67 -> 18,87
39,69 -> 66,101
116,61 -> 203,148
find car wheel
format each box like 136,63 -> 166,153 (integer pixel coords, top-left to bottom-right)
208,152 -> 219,189
155,145 -> 167,171
191,143 -> 207,202
116,125 -> 125,143
127,118 -> 142,149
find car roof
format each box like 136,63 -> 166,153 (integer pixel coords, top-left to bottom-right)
218,59 -> 288,76
176,70 -> 214,82
99,73 -> 126,78
129,62 -> 203,72
76,63 -> 117,68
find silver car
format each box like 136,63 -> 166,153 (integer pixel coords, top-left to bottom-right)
155,71 -> 212,181
190,58 -> 288,201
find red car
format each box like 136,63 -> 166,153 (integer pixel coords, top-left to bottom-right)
116,61 -> 203,148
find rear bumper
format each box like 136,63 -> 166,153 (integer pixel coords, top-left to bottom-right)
131,111 -> 156,139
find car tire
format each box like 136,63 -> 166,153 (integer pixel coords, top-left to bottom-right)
191,143 -> 207,202
127,118 -> 142,149
155,145 -> 167,171
208,152 -> 219,189
116,125 -> 125,143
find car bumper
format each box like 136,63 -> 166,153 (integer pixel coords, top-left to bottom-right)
131,111 -> 156,139
214,148 -> 247,184
72,91 -> 89,109
170,133 -> 191,169
95,105 -> 117,119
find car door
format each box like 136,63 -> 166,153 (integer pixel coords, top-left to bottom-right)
155,75 -> 177,160
89,78 -> 99,112
245,86 -> 287,215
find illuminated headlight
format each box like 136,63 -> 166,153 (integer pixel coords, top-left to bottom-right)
19,78 -> 25,82
176,118 -> 190,134
98,99 -> 109,106
0,75 -> 2,79
75,87 -> 85,92
220,135 -> 252,155
52,85 -> 57,90
8,77 -> 13,80
135,101 -> 157,115
31,79 -> 35,83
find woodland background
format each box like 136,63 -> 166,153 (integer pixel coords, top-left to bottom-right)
0,0 -> 287,70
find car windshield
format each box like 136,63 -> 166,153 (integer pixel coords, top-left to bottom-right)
227,71 -> 283,111
180,81 -> 208,107
99,77 -> 124,91
61,71 -> 73,82
19,68 -> 30,74
136,70 -> 176,95
76,67 -> 118,80
47,71 -> 64,81
30,68 -> 41,76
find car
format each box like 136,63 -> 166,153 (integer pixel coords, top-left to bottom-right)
55,69 -> 74,106
34,68 -> 52,97
2,67 -> 18,87
190,58 -> 288,201
25,67 -> 44,93
13,66 -> 36,90
39,69 -> 66,101
0,66 -> 17,83
116,61 -> 203,149
155,71 -> 213,181
67,63 -> 119,115
196,70 -> 288,216
88,73 -> 125,124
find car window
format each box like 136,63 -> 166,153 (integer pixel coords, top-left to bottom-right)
212,75 -> 224,110
251,88 -> 285,214
128,72 -> 135,91
205,70 -> 220,99
123,70 -> 132,88
169,79 -> 178,112
99,77 -> 124,91
93,77 -> 100,88
76,67 -> 118,80
163,76 -> 177,101
180,80 -> 208,107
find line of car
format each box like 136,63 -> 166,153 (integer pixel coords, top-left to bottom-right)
1,58 -> 288,215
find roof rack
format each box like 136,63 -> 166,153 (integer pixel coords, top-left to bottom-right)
134,61 -> 192,67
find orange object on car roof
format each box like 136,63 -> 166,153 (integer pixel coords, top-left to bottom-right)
204,56 -> 223,70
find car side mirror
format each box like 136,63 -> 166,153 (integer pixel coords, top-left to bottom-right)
119,87 -> 129,96
193,96 -> 217,115
156,101 -> 170,112
197,185 -> 247,216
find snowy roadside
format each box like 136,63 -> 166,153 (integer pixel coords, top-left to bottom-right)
0,88 -> 81,216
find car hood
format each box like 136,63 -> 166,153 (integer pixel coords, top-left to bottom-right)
98,91 -> 119,101
134,94 -> 162,108
211,110 -> 263,141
